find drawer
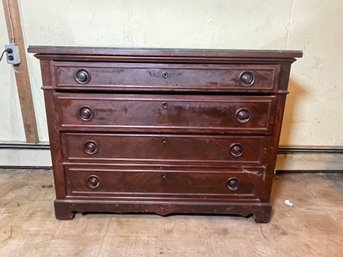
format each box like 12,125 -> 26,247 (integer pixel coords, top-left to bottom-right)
62,133 -> 266,165
65,165 -> 265,200
57,94 -> 276,134
52,62 -> 280,92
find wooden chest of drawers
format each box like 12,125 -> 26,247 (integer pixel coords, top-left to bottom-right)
28,46 -> 302,223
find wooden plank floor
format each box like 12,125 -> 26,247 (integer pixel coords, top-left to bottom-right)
0,169 -> 342,257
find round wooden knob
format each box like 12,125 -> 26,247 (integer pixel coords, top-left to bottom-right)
84,140 -> 98,155
75,69 -> 91,84
227,177 -> 240,191
236,108 -> 250,123
230,143 -> 243,157
239,71 -> 255,86
88,175 -> 100,188
79,106 -> 93,121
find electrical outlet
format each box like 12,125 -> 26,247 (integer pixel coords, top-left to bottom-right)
5,43 -> 21,65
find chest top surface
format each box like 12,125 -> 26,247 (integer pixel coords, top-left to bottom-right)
28,46 -> 302,61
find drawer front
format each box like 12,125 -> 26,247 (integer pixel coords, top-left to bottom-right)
65,166 -> 264,200
53,62 -> 280,92
62,133 -> 266,165
58,94 -> 275,134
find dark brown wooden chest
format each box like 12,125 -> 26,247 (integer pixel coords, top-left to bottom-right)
28,46 -> 302,223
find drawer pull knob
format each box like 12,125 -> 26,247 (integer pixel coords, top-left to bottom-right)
236,108 -> 250,123
240,71 -> 255,86
227,177 -> 240,191
230,143 -> 243,157
75,69 -> 91,84
88,175 -> 100,188
79,106 -> 93,121
84,140 -> 98,155
162,72 -> 169,79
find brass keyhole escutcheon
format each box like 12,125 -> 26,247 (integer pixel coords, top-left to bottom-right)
162,102 -> 168,109
162,72 -> 169,79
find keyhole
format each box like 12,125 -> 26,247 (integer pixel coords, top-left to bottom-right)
162,102 -> 168,109
162,137 -> 167,144
162,72 -> 168,79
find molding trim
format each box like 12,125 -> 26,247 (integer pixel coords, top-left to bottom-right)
0,166 -> 51,170
0,143 -> 50,150
276,170 -> 343,173
278,146 -> 343,154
